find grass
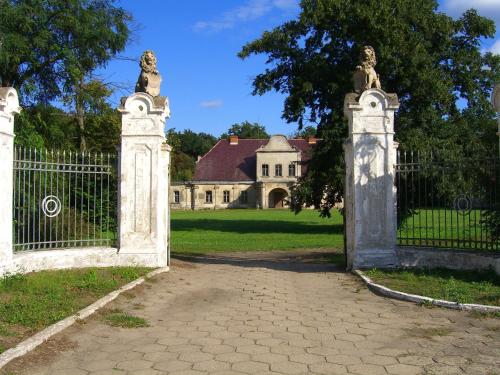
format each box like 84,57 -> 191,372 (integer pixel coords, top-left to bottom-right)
103,309 -> 149,328
0,267 -> 150,352
398,209 -> 499,251
171,209 -> 344,254
365,268 -> 500,306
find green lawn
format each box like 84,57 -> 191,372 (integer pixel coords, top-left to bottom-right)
0,267 -> 150,353
170,209 -> 344,254
398,209 -> 499,251
365,268 -> 500,307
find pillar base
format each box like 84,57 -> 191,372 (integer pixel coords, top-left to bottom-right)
352,248 -> 399,269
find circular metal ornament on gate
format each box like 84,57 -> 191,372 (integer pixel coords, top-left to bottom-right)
41,195 -> 62,218
453,194 -> 472,215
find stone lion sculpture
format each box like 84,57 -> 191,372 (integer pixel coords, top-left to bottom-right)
353,46 -> 381,94
135,50 -> 162,97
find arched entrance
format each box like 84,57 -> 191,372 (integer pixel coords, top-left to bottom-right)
268,188 -> 288,208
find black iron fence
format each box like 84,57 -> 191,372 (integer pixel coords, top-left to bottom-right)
395,150 -> 500,251
13,147 -> 118,251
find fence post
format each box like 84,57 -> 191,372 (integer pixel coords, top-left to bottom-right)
0,88 -> 21,273
118,93 -> 171,267
343,89 -> 400,270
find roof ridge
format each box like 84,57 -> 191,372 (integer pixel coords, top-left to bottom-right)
196,139 -> 223,163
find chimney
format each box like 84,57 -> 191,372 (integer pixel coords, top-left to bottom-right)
229,135 -> 239,145
307,136 -> 317,145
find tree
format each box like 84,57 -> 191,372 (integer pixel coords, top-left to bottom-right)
178,130 -> 217,159
239,0 -> 500,215
0,0 -> 131,102
292,125 -> 317,139
0,0 -> 131,151
221,121 -> 269,139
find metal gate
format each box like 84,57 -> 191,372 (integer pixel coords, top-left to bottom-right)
395,150 -> 500,251
13,147 -> 118,251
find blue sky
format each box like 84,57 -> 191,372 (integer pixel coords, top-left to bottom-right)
102,0 -> 500,137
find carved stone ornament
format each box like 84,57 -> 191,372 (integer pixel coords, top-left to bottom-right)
353,46 -> 382,94
135,50 -> 162,97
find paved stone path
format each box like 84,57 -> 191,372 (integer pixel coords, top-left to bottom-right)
4,251 -> 500,375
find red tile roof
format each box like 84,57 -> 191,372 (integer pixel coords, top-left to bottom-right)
193,139 -> 314,182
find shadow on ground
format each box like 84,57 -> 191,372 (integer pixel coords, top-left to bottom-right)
171,219 -> 343,235
172,249 -> 346,274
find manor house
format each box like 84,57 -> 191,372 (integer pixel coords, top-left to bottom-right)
170,134 -> 316,209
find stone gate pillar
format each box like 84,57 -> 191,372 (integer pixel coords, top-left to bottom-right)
118,93 -> 171,267
343,89 -> 400,270
0,88 -> 20,271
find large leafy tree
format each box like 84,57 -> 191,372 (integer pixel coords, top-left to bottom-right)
221,121 -> 270,139
0,0 -> 131,150
0,0 -> 131,101
239,0 -> 500,215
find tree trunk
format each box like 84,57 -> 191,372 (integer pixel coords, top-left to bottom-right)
76,78 -> 87,151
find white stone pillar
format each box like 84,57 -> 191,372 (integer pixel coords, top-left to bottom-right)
0,88 -> 20,272
343,89 -> 400,270
118,93 -> 171,267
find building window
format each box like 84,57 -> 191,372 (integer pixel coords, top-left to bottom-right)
223,190 -> 230,203
275,164 -> 282,177
174,190 -> 180,204
205,191 -> 213,203
240,191 -> 248,204
288,163 -> 296,177
262,164 -> 269,177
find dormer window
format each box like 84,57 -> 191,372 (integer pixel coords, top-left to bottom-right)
275,164 -> 282,177
262,164 -> 269,177
288,163 -> 296,177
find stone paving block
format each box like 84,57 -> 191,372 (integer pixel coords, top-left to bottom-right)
192,359 -> 231,372
347,363 -> 388,375
153,360 -> 192,372
232,360 -> 270,374
202,344 -> 236,354
385,363 -> 423,375
143,351 -> 179,362
270,361 -> 309,374
361,354 -> 398,366
179,351 -> 214,362
80,359 -> 117,372
237,344 -> 271,355
252,352 -> 289,364
308,362 -> 348,375
398,355 -> 435,366
116,359 -> 152,371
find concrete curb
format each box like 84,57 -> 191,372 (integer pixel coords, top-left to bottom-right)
0,266 -> 169,369
354,269 -> 500,314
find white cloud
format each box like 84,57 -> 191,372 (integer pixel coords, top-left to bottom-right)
200,100 -> 223,108
442,0 -> 500,23
489,39 -> 500,54
194,0 -> 299,33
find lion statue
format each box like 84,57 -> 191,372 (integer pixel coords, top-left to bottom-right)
135,50 -> 162,97
353,46 -> 381,94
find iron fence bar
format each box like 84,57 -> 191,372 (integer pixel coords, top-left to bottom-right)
13,146 -> 118,252
395,150 -> 499,251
